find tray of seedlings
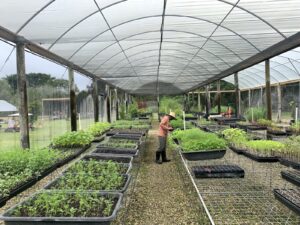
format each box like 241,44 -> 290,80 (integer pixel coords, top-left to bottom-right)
278,136 -> 300,170
280,158 -> 300,170
79,156 -> 132,174
87,122 -> 111,142
229,145 -> 246,154
0,146 -> 82,208
95,139 -> 139,156
0,190 -> 123,225
192,165 -> 245,178
110,133 -> 142,141
242,140 -> 283,162
82,154 -> 133,165
273,189 -> 300,215
281,170 -> 300,187
171,129 -> 227,161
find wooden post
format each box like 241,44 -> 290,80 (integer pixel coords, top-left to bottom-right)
205,85 -> 210,116
68,68 -> 77,131
248,89 -> 251,108
234,72 -> 240,118
106,86 -> 111,123
115,89 -> 119,121
217,80 -> 221,114
92,79 -> 99,122
197,92 -> 201,112
157,95 -> 160,121
277,84 -> 282,122
16,40 -> 30,149
125,92 -> 128,114
265,59 -> 272,120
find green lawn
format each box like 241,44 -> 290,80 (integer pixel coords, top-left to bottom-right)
0,118 -> 94,150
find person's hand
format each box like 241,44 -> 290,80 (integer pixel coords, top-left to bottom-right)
169,127 -> 174,132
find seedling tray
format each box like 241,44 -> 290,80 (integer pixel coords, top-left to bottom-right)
180,149 -> 226,161
229,146 -> 246,154
44,174 -> 131,193
58,145 -> 91,166
110,134 -> 141,140
0,196 -> 8,207
281,170 -> 300,186
273,189 -> 300,215
93,147 -> 139,157
192,165 -> 244,178
246,125 -> 267,131
0,191 -> 123,225
173,138 -> 179,145
279,158 -> 300,170
92,136 -> 105,143
184,117 -> 198,121
267,129 -> 288,136
243,151 -> 279,162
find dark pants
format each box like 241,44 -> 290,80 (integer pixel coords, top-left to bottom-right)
156,136 -> 167,161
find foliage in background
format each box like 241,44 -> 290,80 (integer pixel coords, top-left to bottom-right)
119,104 -> 126,120
128,101 -> 138,119
170,118 -> 192,129
210,105 -> 230,113
256,119 -> 273,127
159,96 -> 183,116
245,107 -> 266,122
222,128 -> 248,145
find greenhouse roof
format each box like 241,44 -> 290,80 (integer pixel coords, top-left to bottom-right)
0,0 -> 300,94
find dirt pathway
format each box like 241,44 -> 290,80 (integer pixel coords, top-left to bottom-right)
115,123 -> 207,225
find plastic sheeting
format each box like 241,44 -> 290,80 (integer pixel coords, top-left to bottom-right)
0,0 -> 300,94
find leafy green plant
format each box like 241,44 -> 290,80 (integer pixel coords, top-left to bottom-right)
244,140 -> 284,155
245,107 -> 266,122
197,118 -> 215,126
52,131 -> 93,148
88,122 -> 111,137
171,128 -> 227,152
0,148 -> 62,198
256,119 -> 273,127
159,96 -> 183,116
289,123 -> 300,133
12,191 -> 114,217
222,128 -> 248,146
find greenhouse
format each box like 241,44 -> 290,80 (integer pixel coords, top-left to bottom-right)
0,0 -> 300,224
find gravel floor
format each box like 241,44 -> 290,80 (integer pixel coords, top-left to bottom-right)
113,124 -> 208,225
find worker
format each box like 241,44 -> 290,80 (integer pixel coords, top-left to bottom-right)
156,112 -> 176,164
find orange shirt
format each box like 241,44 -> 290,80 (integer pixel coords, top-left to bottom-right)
158,115 -> 172,137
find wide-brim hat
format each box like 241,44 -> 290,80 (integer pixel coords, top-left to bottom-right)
167,112 -> 176,119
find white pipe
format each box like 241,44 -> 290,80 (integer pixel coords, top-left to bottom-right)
183,111 -> 186,130
179,151 -> 215,225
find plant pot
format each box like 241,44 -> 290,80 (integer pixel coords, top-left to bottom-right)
279,158 -> 300,170
229,145 -> 246,154
243,151 -> 279,162
192,165 -> 244,178
0,191 -> 123,225
180,149 -> 226,161
281,170 -> 300,187
44,174 -> 131,193
273,189 -> 300,215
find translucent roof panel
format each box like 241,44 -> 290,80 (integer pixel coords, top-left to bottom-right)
0,0 -> 300,94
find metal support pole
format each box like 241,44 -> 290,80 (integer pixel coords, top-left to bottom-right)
16,40 -> 30,149
277,84 -> 282,122
217,80 -> 221,114
248,89 -> 251,108
92,79 -> 99,122
234,72 -> 240,118
265,59 -> 272,120
68,68 -> 77,131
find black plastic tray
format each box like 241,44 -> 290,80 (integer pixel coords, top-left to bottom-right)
92,136 -> 105,143
273,189 -> 300,215
93,147 -> 139,157
181,149 -> 226,161
267,129 -> 288,136
83,154 -> 133,164
192,165 -> 244,178
44,174 -> 131,193
0,191 -> 123,225
110,135 -> 141,140
279,158 -> 300,170
229,146 -> 246,154
243,151 -> 279,162
281,170 -> 300,187
246,125 -> 267,131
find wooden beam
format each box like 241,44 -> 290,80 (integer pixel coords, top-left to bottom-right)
234,73 -> 240,117
265,59 -> 272,120
115,89 -> 119,121
189,90 -> 236,94
106,86 -> 111,123
16,40 -> 29,149
205,85 -> 210,115
0,25 -> 123,91
197,92 -> 201,112
68,68 -> 77,131
248,89 -> 251,108
92,79 -> 99,123
217,80 -> 221,114
277,84 -> 282,122
187,31 -> 300,91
